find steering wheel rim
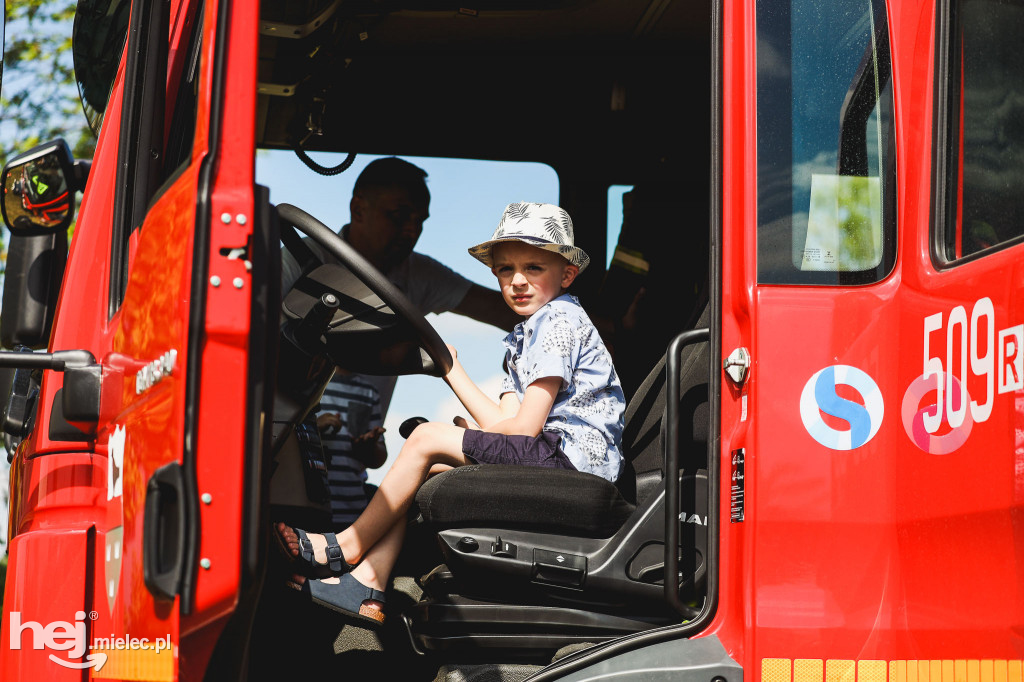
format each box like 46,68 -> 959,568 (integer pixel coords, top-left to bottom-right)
276,203 -> 454,377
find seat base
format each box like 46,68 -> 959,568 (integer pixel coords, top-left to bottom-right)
404,597 -> 670,656
415,464 -> 635,539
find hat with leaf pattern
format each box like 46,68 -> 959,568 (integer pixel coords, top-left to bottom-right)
468,202 -> 590,272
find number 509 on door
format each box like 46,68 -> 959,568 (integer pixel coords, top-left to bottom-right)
922,296 -> 1024,434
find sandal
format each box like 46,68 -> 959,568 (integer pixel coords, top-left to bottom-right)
274,524 -> 356,579
291,574 -> 387,628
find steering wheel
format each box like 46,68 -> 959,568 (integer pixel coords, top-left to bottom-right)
276,202 -> 453,377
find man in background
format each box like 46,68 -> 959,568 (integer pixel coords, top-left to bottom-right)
282,156 -> 518,418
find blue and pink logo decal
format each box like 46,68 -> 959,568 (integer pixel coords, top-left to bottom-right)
800,365 -> 884,451
901,372 -> 972,455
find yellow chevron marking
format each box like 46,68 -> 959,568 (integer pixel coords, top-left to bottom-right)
763,659 -> 1023,682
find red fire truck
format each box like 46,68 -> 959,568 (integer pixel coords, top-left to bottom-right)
0,0 -> 1021,680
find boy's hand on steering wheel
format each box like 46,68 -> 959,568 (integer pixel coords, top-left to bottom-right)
443,344 -> 464,380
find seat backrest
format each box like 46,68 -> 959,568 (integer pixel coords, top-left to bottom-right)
620,304 -> 710,505
601,183 -> 710,399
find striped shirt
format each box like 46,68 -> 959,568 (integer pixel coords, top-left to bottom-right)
319,374 -> 383,526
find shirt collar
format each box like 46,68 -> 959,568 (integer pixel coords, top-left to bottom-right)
503,293 -> 576,351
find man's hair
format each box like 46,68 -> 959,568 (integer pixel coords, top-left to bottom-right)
353,157 -> 430,205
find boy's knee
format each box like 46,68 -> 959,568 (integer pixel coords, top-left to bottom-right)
405,421 -> 442,451
405,421 -> 460,459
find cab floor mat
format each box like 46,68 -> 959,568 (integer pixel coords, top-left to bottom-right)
331,574 -> 423,654
332,622 -> 385,654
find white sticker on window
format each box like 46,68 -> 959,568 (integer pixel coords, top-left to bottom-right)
801,174 -> 882,272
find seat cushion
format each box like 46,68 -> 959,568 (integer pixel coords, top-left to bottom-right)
415,464 -> 636,539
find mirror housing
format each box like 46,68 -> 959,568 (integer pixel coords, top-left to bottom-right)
1,139 -> 88,235
0,231 -> 68,349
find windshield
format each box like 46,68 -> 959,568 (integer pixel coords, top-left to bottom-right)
257,150 -> 560,481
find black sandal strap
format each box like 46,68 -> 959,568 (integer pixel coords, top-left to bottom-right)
323,532 -> 345,575
297,529 -> 315,564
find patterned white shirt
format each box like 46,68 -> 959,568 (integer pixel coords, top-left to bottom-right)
501,294 -> 625,481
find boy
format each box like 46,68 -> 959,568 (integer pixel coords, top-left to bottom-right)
276,202 -> 625,627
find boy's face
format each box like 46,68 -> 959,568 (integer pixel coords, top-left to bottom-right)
491,241 -> 579,317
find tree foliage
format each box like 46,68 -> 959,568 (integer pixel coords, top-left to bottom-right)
1,0 -> 95,170
1,0 -> 94,266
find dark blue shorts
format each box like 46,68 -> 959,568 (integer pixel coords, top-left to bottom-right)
462,430 -> 576,471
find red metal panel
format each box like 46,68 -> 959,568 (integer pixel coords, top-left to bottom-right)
740,0 -> 1023,671
712,0 -> 760,671
1,530 -> 91,679
182,0 -> 258,631
3,1 -> 217,678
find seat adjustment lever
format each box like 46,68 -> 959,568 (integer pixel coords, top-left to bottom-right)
490,536 -> 517,559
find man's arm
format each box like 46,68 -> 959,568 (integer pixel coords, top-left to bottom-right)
452,283 -> 521,331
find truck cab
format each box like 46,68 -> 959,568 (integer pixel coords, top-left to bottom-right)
1,0 -> 1021,680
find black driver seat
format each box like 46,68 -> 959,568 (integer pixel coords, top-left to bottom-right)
405,306 -> 711,657
413,464 -> 635,539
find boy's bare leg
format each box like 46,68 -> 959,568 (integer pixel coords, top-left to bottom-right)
284,423 -> 469,567
338,422 -> 468,560
347,516 -> 406,601
290,518 -> 403,615
427,463 -> 454,477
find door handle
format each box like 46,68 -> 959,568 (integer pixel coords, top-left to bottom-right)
143,462 -> 187,602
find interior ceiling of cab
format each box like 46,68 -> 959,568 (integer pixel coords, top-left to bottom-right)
256,0 -> 709,180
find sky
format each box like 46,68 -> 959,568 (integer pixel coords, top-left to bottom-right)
257,150 -> 628,482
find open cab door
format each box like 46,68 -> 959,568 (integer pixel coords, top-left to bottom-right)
1,0 -> 267,678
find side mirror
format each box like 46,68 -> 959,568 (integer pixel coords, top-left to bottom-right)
1,139 -> 88,235
0,139 -> 89,349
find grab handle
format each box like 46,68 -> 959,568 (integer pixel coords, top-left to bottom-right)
664,328 -> 709,615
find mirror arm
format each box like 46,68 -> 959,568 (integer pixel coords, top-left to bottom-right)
73,160 -> 91,192
0,349 -> 96,371
0,349 -> 102,440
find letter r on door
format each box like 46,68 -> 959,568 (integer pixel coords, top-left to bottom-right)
998,325 -> 1024,394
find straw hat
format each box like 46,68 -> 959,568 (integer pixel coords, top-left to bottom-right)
468,202 -> 590,272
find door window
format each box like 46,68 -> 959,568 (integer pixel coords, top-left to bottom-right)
756,0 -> 896,284
108,0 -> 201,311
73,0 -> 131,136
936,0 -> 1024,262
